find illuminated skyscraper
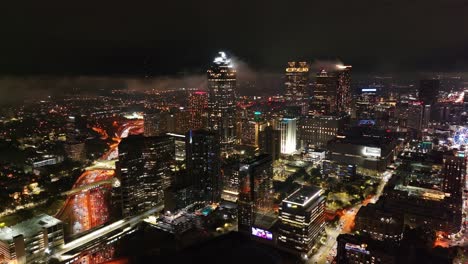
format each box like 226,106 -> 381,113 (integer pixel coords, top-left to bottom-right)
118,135 -> 175,217
336,65 -> 352,113
278,186 -> 325,255
238,154 -> 273,233
207,52 -> 237,153
442,155 -> 466,200
276,117 -> 297,154
186,129 -> 221,204
189,91 -> 208,130
311,65 -> 352,114
285,62 -> 310,114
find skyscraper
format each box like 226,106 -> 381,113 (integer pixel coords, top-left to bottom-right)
276,117 -> 297,154
118,135 -> 175,217
189,91 -> 208,130
278,185 -> 326,256
285,62 -> 310,114
259,125 -> 281,160
442,155 -> 466,200
238,154 -> 273,233
419,79 -> 440,105
207,52 -> 237,153
311,65 -> 352,114
298,114 -> 348,148
185,129 -> 221,204
336,65 -> 352,114
419,79 -> 440,124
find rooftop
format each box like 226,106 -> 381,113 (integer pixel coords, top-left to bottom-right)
283,185 -> 323,207
0,214 -> 62,243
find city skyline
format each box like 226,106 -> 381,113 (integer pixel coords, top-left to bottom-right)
1,2 -> 468,263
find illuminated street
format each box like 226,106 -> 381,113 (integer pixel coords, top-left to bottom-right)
310,170 -> 392,264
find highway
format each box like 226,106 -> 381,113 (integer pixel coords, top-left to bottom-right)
54,204 -> 164,262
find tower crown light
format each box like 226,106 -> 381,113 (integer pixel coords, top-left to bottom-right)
336,64 -> 352,69
213,51 -> 232,66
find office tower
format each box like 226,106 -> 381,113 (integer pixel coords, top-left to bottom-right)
222,162 -> 240,202
186,129 -> 221,204
336,65 -> 352,113
207,51 -> 237,153
166,132 -> 186,161
406,101 -> 423,132
419,79 -> 440,105
312,65 -> 352,115
278,185 -> 326,255
419,79 -> 440,125
285,62 -> 310,114
259,125 -> 281,160
171,111 -> 192,134
189,91 -> 208,130
0,215 -> 64,264
144,112 -> 169,136
355,87 -> 379,120
239,118 -> 267,147
298,115 -> 348,148
442,155 -> 466,200
276,117 -> 297,154
118,135 -> 175,217
238,154 -> 273,233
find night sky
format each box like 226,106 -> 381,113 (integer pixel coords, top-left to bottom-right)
1,1 -> 468,75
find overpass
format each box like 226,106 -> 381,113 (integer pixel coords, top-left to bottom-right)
53,204 -> 164,263
61,178 -> 119,196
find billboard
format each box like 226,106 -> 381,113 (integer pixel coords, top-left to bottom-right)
345,243 -> 370,255
251,227 -> 273,240
358,120 -> 376,126
363,147 -> 381,157
361,88 -> 377,93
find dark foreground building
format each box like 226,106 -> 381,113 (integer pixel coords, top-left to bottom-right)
118,135 -> 175,217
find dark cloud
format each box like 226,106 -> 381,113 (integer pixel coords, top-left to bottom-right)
0,1 -> 467,76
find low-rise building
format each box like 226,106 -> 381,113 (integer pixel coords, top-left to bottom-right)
0,214 -> 64,264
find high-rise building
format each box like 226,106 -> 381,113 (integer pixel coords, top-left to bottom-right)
419,79 -> 440,105
285,62 -> 310,114
406,101 -> 423,132
442,155 -> 466,200
298,115 -> 348,148
118,135 -> 175,217
239,118 -> 267,147
207,52 -> 237,153
189,91 -> 208,130
186,129 -> 221,204
311,65 -> 352,115
144,112 -> 169,137
336,65 -> 352,113
278,185 -> 326,255
419,79 -> 440,124
238,154 -> 273,233
276,117 -> 297,154
259,125 -> 281,161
